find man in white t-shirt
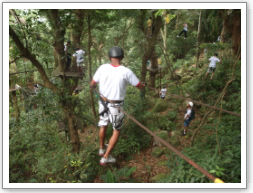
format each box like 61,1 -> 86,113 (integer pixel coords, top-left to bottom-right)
205,53 -> 221,80
160,86 -> 167,99
73,47 -> 85,75
90,46 -> 145,165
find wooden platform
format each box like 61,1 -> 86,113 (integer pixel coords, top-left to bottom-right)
147,65 -> 163,72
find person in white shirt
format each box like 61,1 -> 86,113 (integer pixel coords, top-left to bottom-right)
160,86 -> 167,99
73,47 -> 85,75
205,53 -> 221,80
90,46 -> 145,165
177,23 -> 188,39
183,102 -> 193,136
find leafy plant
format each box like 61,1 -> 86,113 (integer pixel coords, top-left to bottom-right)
101,167 -> 137,183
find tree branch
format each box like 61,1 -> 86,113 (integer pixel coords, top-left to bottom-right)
9,9 -> 28,48
9,26 -> 58,93
9,56 -> 22,65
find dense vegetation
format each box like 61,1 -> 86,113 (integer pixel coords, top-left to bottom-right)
9,9 -> 241,183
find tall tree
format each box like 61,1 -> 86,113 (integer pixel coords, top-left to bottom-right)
231,10 -> 241,56
139,10 -> 163,84
87,14 -> 97,122
9,9 -> 82,153
220,10 -> 230,43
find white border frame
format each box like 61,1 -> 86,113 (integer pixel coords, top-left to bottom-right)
3,2 -> 247,189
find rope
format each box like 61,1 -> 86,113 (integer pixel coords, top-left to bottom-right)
9,68 -> 54,75
148,86 -> 240,117
93,89 -> 224,183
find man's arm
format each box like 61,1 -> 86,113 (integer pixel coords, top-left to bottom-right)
184,115 -> 189,121
90,79 -> 97,89
184,110 -> 191,121
136,82 -> 146,90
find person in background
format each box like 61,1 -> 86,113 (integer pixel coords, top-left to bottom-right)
177,23 -> 188,39
183,101 -> 194,136
90,46 -> 146,165
64,40 -> 74,69
73,47 -> 85,76
205,53 -> 221,80
160,86 -> 167,99
217,36 -> 221,42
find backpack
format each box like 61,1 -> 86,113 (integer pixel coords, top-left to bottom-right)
189,108 -> 195,120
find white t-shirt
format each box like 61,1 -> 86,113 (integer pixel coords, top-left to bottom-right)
183,24 -> 188,31
208,56 -> 220,68
73,49 -> 85,63
184,109 -> 192,120
93,64 -> 140,101
160,88 -> 167,97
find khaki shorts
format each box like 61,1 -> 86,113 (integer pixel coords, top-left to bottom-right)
207,67 -> 216,73
77,62 -> 84,67
98,101 -> 125,130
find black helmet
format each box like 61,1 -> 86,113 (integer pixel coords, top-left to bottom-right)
214,52 -> 218,56
108,46 -> 124,58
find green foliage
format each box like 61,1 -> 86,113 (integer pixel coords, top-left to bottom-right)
152,98 -> 168,113
200,43 -> 230,56
101,167 -> 137,183
167,111 -> 177,121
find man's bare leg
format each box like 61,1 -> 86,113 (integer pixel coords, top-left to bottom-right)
99,126 -> 107,149
103,129 -> 120,158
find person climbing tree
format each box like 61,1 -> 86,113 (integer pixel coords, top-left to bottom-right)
177,23 -> 188,39
205,53 -> 221,80
90,46 -> 146,165
182,101 -> 194,136
64,40 -> 73,69
160,86 -> 167,99
72,47 -> 85,76
147,16 -> 153,37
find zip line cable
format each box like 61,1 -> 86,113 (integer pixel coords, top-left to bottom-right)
9,68 -> 54,75
93,89 -> 224,183
148,86 -> 240,117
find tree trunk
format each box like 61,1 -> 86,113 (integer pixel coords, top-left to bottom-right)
149,52 -> 158,87
46,10 -> 66,73
73,10 -> 85,47
87,15 -> 97,122
63,105 -> 80,153
141,14 -> 163,83
220,10 -> 230,43
53,47 -> 60,69
196,10 -> 202,67
72,10 -> 85,70
175,15 -> 179,30
11,91 -> 20,122
163,10 -> 167,53
232,10 -> 241,56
